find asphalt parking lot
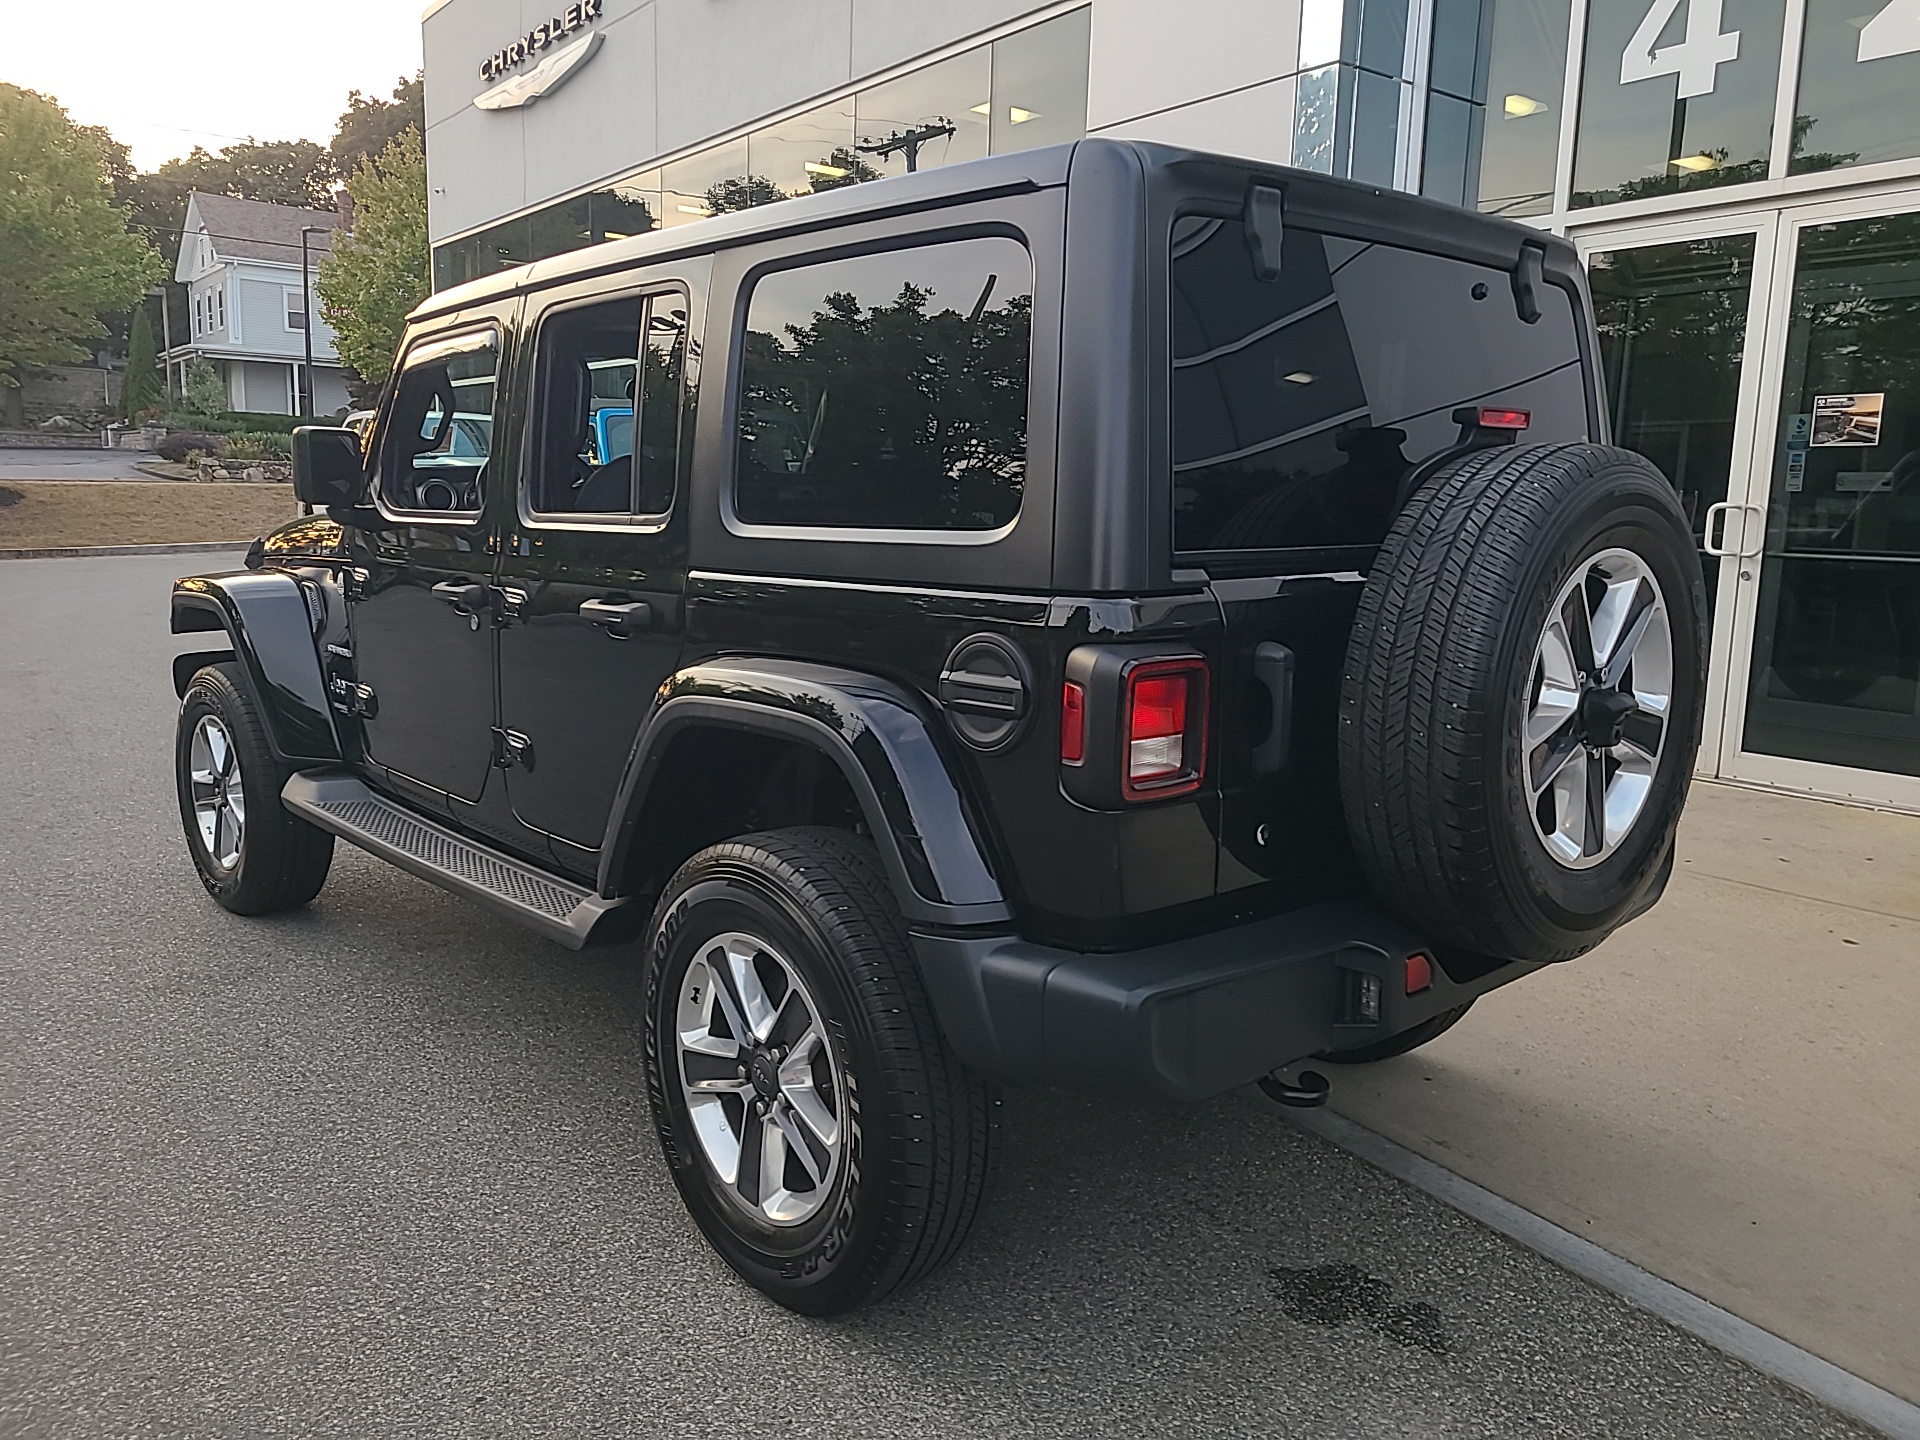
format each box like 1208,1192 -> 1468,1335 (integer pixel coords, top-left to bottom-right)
0,553 -> 1884,1439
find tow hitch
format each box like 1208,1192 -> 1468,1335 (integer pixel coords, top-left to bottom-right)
1259,1069 -> 1330,1108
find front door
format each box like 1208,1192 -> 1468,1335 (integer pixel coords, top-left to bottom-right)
495,276 -> 700,864
349,325 -> 506,807
1719,193 -> 1920,809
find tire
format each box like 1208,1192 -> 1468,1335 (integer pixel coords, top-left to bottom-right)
1322,1002 -> 1473,1065
175,662 -> 334,915
1339,444 -> 1707,963
642,827 -> 994,1315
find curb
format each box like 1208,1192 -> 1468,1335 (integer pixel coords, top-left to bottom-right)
0,541 -> 250,560
1282,1104 -> 1920,1439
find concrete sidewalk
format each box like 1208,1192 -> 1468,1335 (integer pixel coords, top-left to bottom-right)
1332,779 -> 1920,1403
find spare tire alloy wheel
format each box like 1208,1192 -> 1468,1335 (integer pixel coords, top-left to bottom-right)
675,931 -> 844,1227
188,714 -> 246,872
1525,548 -> 1672,869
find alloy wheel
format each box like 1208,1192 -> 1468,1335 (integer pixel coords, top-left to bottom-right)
188,714 -> 246,871
1522,547 -> 1673,870
675,930 -> 845,1226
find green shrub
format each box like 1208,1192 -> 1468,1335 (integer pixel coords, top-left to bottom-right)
157,430 -> 222,463
218,431 -> 293,460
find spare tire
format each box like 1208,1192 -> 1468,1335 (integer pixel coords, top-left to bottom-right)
1339,443 -> 1707,963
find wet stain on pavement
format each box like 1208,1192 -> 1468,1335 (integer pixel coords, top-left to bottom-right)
1268,1264 -> 1451,1355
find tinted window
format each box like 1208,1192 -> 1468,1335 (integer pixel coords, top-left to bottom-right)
1171,216 -> 1587,555
526,292 -> 687,518
377,333 -> 498,515
735,236 -> 1031,531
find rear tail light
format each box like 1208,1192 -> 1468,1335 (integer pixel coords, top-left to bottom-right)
1060,681 -> 1086,764
1122,658 -> 1207,801
1476,406 -> 1530,430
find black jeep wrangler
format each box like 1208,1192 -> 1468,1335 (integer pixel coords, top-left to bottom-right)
170,141 -> 1705,1314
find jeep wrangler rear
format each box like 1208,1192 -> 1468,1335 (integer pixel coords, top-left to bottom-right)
170,140 -> 1705,1314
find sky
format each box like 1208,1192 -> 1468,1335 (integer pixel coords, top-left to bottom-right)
3,0 -> 424,171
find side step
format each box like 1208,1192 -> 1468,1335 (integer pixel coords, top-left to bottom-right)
281,770 -> 630,950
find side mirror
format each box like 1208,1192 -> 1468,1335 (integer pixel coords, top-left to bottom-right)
291,426 -> 365,508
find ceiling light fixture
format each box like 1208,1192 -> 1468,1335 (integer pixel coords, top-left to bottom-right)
1283,371 -> 1315,384
1503,93 -> 1547,117
1009,107 -> 1039,124
804,161 -> 849,178
969,102 -> 991,115
1669,153 -> 1719,172
677,203 -> 712,216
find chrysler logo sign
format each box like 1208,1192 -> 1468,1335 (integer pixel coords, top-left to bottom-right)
478,0 -> 603,81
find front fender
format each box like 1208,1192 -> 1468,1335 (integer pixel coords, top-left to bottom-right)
171,571 -> 340,764
599,658 -> 1011,928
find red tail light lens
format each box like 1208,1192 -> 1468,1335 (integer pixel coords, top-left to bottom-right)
1477,406 -> 1531,430
1060,681 -> 1086,764
1122,659 -> 1207,800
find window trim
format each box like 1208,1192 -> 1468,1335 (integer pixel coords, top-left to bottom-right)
720,223 -> 1036,547
369,324 -> 503,526
515,282 -> 691,534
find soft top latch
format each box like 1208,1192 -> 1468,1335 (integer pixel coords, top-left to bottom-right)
1244,184 -> 1286,282
1511,241 -> 1546,325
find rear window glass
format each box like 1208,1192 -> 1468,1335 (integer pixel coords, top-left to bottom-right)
1171,217 -> 1587,555
734,235 -> 1032,532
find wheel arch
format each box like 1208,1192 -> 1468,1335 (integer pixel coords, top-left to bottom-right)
599,658 -> 1010,928
171,571 -> 340,764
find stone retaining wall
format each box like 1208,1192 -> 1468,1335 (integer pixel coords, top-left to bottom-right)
195,457 -> 293,483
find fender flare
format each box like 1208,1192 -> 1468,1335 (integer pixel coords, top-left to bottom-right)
171,571 -> 341,764
598,657 -> 1011,928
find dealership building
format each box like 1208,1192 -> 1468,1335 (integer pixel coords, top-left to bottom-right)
420,0 -> 1920,812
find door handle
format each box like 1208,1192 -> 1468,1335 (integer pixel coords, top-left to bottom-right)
1703,503 -> 1765,558
579,597 -> 653,636
431,580 -> 488,613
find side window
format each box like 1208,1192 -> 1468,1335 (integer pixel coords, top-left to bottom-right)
526,290 -> 688,519
1170,217 -> 1587,556
377,331 -> 499,516
734,235 -> 1031,532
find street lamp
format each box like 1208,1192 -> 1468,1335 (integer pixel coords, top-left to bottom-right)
298,225 -> 327,418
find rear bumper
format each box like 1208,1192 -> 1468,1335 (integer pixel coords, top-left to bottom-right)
910,900 -> 1542,1104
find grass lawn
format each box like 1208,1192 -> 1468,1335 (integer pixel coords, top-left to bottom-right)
0,482 -> 296,549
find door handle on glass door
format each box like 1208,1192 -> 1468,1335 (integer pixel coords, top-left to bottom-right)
1704,502 -> 1766,558
578,597 -> 652,637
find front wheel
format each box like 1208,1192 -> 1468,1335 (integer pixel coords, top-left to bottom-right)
642,827 -> 994,1315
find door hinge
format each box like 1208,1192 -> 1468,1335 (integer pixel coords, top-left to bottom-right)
343,566 -> 370,601
491,585 -> 528,627
328,676 -> 378,719
491,726 -> 534,770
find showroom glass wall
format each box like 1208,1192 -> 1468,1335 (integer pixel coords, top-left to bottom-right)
431,7 -> 1090,290
1423,0 -> 1920,222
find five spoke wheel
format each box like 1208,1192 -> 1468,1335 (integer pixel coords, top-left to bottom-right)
188,714 -> 246,871
675,931 -> 843,1226
1524,547 -> 1673,869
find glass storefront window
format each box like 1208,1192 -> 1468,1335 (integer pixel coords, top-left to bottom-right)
529,195 -> 591,261
662,139 -> 750,223
589,173 -> 660,241
1571,0 -> 1785,208
989,7 -> 1091,154
1742,212 -> 1920,777
1590,234 -> 1757,613
1471,0 -> 1567,216
854,47 -> 991,178
749,100 -> 864,197
1791,2 -> 1920,174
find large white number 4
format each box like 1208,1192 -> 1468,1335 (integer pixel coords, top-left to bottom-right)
1619,0 -> 1741,100
1859,0 -> 1920,62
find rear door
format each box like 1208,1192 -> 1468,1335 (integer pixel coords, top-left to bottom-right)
1166,214 -> 1594,902
493,266 -> 702,871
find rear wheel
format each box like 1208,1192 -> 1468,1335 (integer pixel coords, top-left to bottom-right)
174,662 -> 334,915
643,827 -> 994,1314
1340,444 -> 1707,962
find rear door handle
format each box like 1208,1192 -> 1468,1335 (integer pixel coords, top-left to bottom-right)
579,597 -> 653,636
431,580 -> 488,613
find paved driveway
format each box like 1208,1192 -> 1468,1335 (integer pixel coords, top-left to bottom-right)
0,554 -> 1880,1440
0,447 -> 162,481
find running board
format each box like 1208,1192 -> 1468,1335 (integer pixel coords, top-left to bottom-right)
281,770 -> 630,950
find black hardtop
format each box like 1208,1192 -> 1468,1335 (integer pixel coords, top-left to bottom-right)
414,138 -> 1580,324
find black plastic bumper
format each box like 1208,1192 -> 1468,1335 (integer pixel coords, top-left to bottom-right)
910,900 -> 1542,1104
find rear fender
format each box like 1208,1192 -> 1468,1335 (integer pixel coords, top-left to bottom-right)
171,571 -> 341,763
599,658 -> 1011,927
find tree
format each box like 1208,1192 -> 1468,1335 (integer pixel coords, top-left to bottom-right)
176,356 -> 227,420
331,75 -> 424,178
0,85 -> 161,427
316,127 -> 428,388
122,304 -> 162,417
706,174 -> 787,213
806,147 -> 880,193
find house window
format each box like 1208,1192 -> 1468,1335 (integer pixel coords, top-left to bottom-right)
213,288 -> 225,332
286,292 -> 307,331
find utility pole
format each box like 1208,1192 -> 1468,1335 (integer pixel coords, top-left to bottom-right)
855,118 -> 957,174
299,225 -> 327,418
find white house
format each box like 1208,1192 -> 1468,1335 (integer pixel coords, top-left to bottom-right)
168,192 -> 354,417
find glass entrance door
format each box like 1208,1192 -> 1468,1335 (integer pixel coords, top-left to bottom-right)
1722,195 -> 1920,807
